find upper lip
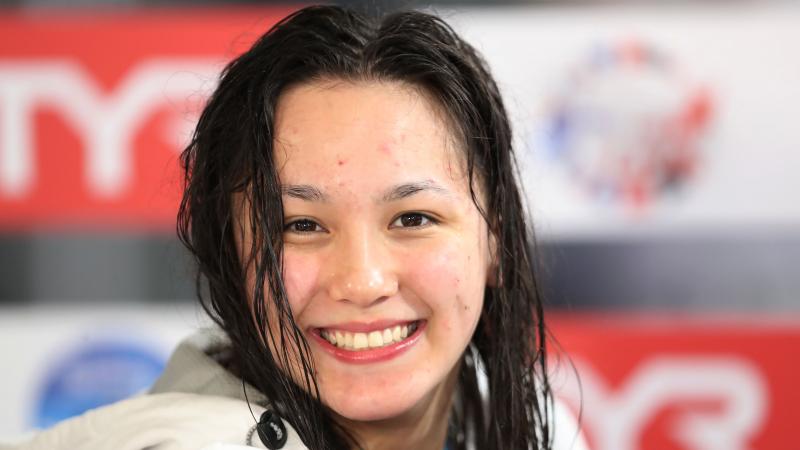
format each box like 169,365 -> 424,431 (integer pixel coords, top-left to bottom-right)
314,319 -> 419,333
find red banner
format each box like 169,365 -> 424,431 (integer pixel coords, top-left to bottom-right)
0,8 -> 294,230
550,314 -> 800,450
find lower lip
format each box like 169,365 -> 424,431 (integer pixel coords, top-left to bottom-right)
310,321 -> 426,364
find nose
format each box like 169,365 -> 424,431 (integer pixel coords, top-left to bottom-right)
325,229 -> 398,307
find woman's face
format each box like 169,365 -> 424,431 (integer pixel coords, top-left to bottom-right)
251,80 -> 494,422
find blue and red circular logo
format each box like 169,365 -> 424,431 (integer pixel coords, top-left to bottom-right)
538,39 -> 713,209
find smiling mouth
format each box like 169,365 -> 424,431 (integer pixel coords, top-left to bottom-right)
318,321 -> 421,351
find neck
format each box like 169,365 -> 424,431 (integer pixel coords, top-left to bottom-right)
338,366 -> 460,450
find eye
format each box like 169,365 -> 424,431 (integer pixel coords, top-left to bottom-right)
390,212 -> 436,229
285,218 -> 323,233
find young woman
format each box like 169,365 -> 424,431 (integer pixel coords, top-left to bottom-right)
14,5 -> 586,450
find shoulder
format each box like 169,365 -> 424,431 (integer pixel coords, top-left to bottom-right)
12,330 -> 308,450
12,392 -> 274,449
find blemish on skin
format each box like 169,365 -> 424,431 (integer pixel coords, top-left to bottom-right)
337,159 -> 346,166
446,161 -> 455,178
379,143 -> 392,156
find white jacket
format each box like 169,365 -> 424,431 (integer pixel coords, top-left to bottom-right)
8,330 -> 588,450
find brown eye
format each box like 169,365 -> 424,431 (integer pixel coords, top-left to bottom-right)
391,213 -> 434,229
286,219 -> 321,233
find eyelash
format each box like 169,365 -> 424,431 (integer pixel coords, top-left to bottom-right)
389,212 -> 437,229
283,212 -> 437,234
284,219 -> 324,234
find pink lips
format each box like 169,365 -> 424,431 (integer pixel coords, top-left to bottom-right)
310,320 -> 426,364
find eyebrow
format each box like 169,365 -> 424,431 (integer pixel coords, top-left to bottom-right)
281,179 -> 451,203
282,184 -> 327,202
381,180 -> 451,202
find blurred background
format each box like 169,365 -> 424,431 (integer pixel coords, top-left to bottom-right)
1,0 -> 798,449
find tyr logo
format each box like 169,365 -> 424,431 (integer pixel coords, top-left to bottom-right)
561,357 -> 768,450
0,59 -> 216,199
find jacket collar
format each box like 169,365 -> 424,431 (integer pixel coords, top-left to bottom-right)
151,330 -> 312,449
150,328 -> 267,405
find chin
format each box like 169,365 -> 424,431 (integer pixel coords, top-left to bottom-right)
319,373 -> 434,422
327,392 -> 424,422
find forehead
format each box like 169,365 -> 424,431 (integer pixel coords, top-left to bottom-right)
272,79 -> 466,191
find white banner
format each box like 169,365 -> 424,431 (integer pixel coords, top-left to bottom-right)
0,304 -> 200,439
449,4 -> 800,238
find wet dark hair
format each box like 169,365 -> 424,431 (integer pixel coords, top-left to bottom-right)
178,5 -> 551,449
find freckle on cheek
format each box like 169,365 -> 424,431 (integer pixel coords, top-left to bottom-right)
337,159 -> 346,166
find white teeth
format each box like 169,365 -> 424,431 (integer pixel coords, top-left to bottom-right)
321,322 -> 419,350
335,331 -> 344,346
353,333 -> 368,350
368,331 -> 383,347
345,332 -> 353,349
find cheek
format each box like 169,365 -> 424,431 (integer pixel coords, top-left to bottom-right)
282,251 -> 320,314
404,241 -> 485,331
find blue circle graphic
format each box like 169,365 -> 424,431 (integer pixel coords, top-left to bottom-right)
33,339 -> 165,429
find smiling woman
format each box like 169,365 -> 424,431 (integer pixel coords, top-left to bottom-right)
262,80 -> 495,428
12,5 -> 569,450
